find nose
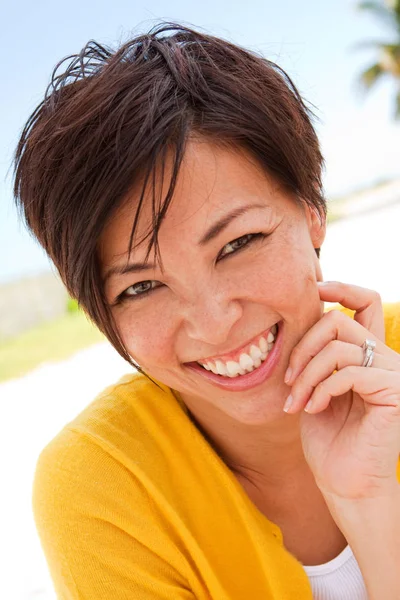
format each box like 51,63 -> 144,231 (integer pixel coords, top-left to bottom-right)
182,290 -> 243,345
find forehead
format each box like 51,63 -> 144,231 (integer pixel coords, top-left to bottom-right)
99,140 -> 292,266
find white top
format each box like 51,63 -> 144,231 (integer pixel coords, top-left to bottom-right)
303,545 -> 368,600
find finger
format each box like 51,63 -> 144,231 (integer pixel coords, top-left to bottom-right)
285,309 -> 400,385
303,366 -> 400,414
286,340 -> 400,413
317,281 -> 385,342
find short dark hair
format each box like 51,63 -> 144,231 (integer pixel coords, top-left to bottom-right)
14,22 -> 326,366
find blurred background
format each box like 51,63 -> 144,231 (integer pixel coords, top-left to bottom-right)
0,0 -> 399,598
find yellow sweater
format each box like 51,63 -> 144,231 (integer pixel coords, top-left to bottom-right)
33,303 -> 400,599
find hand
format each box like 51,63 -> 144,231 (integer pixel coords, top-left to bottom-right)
284,281 -> 400,502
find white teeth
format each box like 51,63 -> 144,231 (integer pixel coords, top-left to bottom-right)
239,353 -> 254,372
250,345 -> 262,361
198,326 -> 278,377
215,360 -> 228,376
226,360 -> 242,377
259,337 -> 268,353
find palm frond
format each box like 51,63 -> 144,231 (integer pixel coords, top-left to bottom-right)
352,38 -> 390,52
394,88 -> 400,118
355,1 -> 400,117
380,43 -> 400,75
357,1 -> 400,32
359,62 -> 386,89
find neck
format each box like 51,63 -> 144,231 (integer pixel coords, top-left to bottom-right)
186,401 -> 309,489
183,391 -> 349,566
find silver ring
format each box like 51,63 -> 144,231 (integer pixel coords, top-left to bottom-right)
362,339 -> 376,368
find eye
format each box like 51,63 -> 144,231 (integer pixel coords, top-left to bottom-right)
217,233 -> 265,261
117,280 -> 162,302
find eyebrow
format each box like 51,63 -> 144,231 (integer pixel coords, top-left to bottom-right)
104,260 -> 156,283
104,203 -> 270,282
198,203 -> 269,245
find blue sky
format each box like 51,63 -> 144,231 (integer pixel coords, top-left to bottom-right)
1,0 -> 399,283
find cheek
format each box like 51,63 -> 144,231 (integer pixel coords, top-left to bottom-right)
241,235 -> 321,323
116,309 -> 175,368
249,241 -> 315,297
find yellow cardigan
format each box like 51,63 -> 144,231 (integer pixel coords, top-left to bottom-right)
33,303 -> 400,599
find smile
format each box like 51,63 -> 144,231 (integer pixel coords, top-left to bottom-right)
185,322 -> 283,392
197,324 -> 278,377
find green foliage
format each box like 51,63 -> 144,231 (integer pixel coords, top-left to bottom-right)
395,88 -> 400,115
0,311 -> 104,383
356,0 -> 400,118
67,297 -> 80,313
360,62 -> 385,88
358,1 -> 400,32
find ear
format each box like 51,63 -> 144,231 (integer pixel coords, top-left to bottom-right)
304,204 -> 326,250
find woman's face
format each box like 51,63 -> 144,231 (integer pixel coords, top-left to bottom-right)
100,140 -> 326,425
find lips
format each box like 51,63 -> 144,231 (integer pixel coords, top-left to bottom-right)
198,326 -> 277,377
196,325 -> 276,364
184,321 -> 284,392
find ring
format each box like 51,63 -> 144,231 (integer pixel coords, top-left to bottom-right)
361,339 -> 376,368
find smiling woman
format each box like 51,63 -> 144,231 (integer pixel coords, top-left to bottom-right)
13,22 -> 400,600
99,141 -> 324,406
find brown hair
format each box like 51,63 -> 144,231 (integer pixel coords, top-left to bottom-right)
14,22 -> 326,367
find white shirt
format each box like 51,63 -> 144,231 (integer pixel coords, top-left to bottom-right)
303,545 -> 368,600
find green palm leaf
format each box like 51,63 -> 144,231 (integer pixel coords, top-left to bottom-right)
357,1 -> 400,33
353,38 -> 389,50
380,43 -> 400,74
395,88 -> 400,117
359,62 -> 385,89
355,1 -> 400,117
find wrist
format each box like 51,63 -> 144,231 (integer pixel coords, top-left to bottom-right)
322,483 -> 400,529
323,486 -> 400,600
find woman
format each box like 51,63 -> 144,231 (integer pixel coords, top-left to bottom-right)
14,23 -> 400,600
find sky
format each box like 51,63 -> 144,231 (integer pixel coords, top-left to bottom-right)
1,0 -> 399,283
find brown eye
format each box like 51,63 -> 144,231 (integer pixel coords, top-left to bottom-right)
218,233 -> 264,260
118,280 -> 162,302
126,281 -> 155,295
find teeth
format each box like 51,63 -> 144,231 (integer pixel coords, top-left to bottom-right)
198,325 -> 278,377
208,362 -> 218,375
249,345 -> 262,361
226,360 -> 241,377
215,360 -> 228,376
239,353 -> 254,372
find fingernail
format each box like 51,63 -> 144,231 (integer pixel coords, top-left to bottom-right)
284,367 -> 292,384
317,281 -> 335,286
283,395 -> 293,413
304,399 -> 313,412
